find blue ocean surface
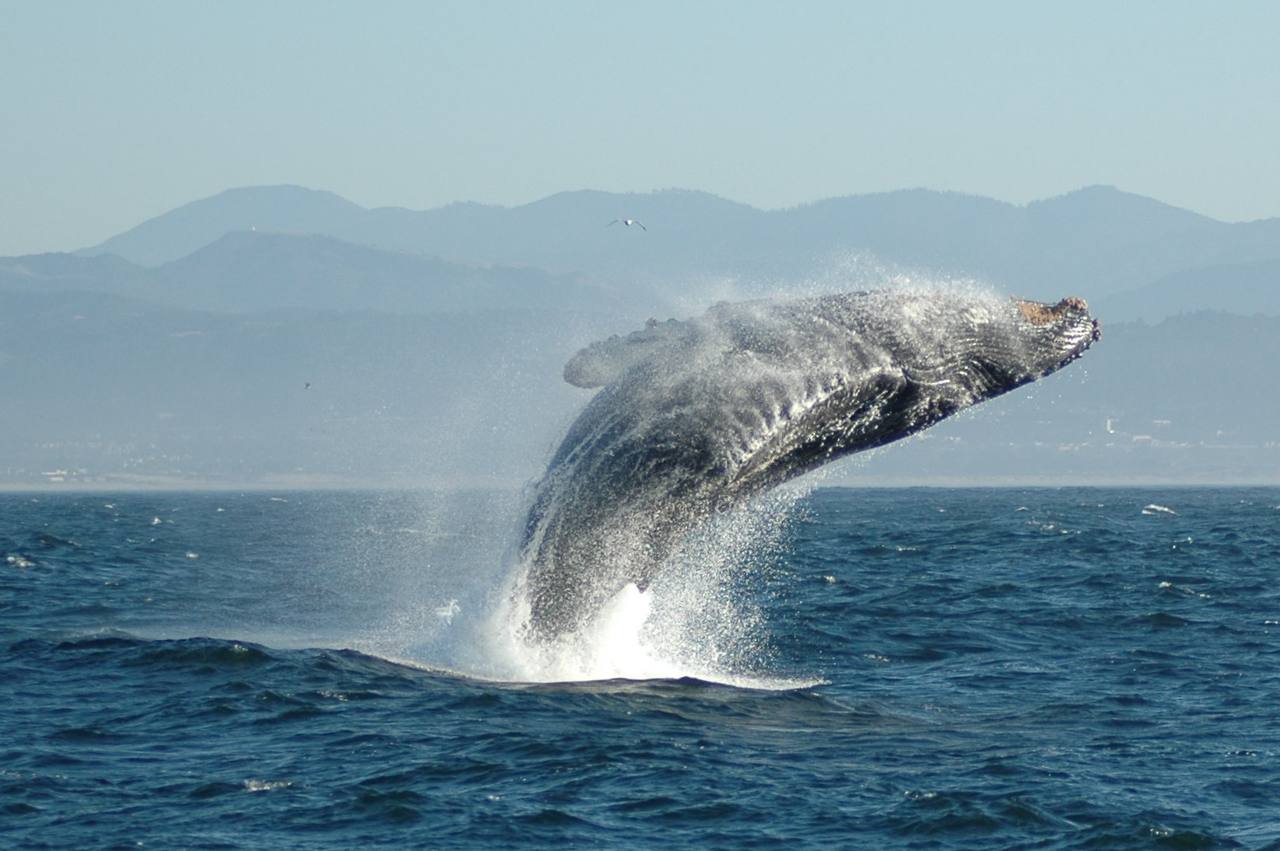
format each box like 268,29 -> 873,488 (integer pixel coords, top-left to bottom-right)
2,487 -> 1279,849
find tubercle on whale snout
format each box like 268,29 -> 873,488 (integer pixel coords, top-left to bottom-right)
1055,296 -> 1103,343
1014,295 -> 1092,326
1014,294 -> 1102,358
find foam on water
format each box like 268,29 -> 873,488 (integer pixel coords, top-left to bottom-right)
484,582 -> 686,683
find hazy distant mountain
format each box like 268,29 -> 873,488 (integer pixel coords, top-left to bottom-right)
83,186 -> 761,279
83,185 -> 369,267
78,184 -> 1280,309
151,231 -> 620,314
1097,258 -> 1280,322
4,231 -> 631,316
0,251 -> 150,296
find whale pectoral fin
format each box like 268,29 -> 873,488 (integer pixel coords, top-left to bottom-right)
563,317 -> 698,388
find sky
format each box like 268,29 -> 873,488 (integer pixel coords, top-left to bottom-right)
2,0 -> 1279,256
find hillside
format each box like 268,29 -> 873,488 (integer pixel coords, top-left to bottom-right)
1097,259 -> 1280,322
4,232 -> 633,316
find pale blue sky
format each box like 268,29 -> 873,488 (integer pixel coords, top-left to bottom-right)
2,0 -> 1278,255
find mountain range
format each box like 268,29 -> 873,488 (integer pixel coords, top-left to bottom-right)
72,183 -> 1280,313
2,184 -> 1277,487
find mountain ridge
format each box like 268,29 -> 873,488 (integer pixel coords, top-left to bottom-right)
75,184 -> 1280,305
4,230 -> 634,316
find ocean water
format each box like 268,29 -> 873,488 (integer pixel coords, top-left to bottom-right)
2,487 -> 1278,849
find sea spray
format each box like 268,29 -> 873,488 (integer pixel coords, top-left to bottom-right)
482,486 -> 805,685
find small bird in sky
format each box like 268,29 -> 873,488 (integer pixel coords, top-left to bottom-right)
607,218 -> 646,231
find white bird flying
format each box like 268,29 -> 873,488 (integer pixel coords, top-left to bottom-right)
607,218 -> 647,231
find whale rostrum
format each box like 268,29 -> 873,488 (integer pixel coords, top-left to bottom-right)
519,289 -> 1100,638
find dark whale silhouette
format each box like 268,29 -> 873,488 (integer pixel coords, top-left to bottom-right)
519,289 -> 1099,638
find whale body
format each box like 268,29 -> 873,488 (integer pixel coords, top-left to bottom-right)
519,289 -> 1099,638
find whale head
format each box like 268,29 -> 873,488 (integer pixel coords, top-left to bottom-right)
705,289 -> 1099,494
872,292 -> 1100,402
1011,295 -> 1101,375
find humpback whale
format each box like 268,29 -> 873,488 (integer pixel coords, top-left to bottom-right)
519,289 -> 1099,638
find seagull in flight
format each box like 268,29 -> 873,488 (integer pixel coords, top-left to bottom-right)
607,218 -> 646,231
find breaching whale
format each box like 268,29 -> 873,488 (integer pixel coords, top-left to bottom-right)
519,289 -> 1099,638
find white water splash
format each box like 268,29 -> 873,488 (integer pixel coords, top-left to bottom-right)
464,486 -> 818,690
484,582 -> 682,682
